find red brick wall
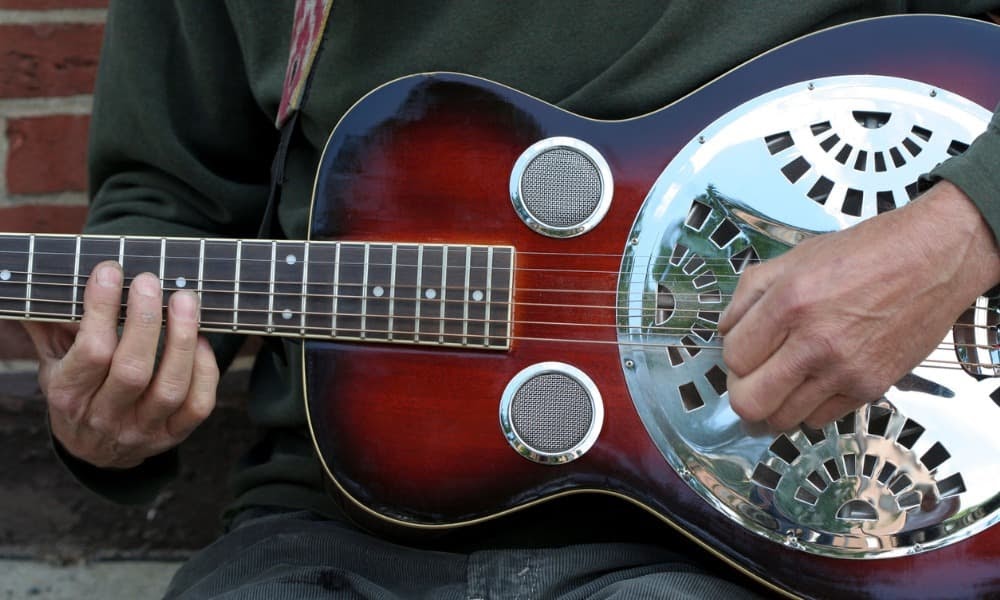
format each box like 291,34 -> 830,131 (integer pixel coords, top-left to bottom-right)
0,2 -> 106,359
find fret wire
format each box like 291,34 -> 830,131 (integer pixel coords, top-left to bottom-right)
300,242 -> 309,336
485,246 -> 494,347
438,245 -> 447,343
415,244 -> 423,343
388,244 -> 397,342
72,235 -> 81,321
117,236 -> 125,266
268,240 -> 277,333
25,234 -> 35,318
462,246 -> 471,345
331,242 -> 340,336
233,240 -> 242,331
197,239 -> 205,298
159,238 -> 166,286
360,242 -> 370,340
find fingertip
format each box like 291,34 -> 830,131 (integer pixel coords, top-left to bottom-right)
130,272 -> 163,299
169,289 -> 199,321
95,261 -> 123,288
726,374 -> 771,423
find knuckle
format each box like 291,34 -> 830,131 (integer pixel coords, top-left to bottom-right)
85,413 -> 114,435
75,335 -> 116,368
775,280 -> 813,320
46,388 -> 83,416
150,379 -> 189,409
187,394 -> 215,423
115,428 -> 146,450
109,356 -> 154,392
802,328 -> 844,366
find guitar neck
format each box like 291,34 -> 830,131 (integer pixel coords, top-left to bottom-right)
0,233 -> 515,350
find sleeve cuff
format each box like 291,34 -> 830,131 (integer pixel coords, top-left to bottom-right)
51,430 -> 179,505
924,103 -> 1000,243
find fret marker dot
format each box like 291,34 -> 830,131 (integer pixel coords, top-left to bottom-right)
472,290 -> 484,302
175,276 -> 187,288
0,270 -> 9,281
373,286 -> 384,298
424,288 -> 437,300
282,309 -> 293,320
285,254 -> 297,266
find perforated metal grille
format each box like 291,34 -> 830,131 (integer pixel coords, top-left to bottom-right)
521,148 -> 602,227
510,373 -> 593,453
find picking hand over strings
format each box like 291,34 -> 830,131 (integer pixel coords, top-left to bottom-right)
718,180 -> 1000,431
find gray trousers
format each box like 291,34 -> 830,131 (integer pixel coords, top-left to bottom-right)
164,508 -> 765,599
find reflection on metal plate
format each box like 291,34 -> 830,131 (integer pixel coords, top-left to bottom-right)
617,75 -> 999,558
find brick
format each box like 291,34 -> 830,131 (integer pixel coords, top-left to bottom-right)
6,115 -> 90,194
0,23 -> 103,99
0,0 -> 106,7
0,204 -> 88,233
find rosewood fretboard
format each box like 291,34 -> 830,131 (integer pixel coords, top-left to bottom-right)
0,234 -> 515,349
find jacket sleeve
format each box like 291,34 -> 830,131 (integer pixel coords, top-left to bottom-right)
56,1 -> 280,504
85,1 -> 278,238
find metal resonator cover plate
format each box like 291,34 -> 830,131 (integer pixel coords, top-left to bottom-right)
617,75 -> 1000,558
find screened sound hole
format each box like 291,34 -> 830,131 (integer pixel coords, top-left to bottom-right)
510,373 -> 592,454
511,137 -> 613,238
521,148 -> 602,228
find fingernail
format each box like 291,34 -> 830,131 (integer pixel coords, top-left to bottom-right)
96,264 -> 121,288
172,291 -> 198,319
133,274 -> 159,297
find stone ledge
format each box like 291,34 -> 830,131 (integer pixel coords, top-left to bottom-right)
0,367 -> 254,561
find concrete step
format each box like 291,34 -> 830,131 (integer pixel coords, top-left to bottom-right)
0,560 -> 180,600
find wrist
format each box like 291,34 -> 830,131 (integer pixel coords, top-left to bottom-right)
911,180 -> 1000,296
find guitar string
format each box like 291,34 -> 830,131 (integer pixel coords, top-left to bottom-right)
4,268 -> 999,328
0,309 -> 978,374
2,289 -> 996,367
5,244 -> 1000,274
4,249 -> 1000,310
5,266 -> 999,329
1,248 -> 995,297
3,261 -> 999,302
2,252 -> 998,365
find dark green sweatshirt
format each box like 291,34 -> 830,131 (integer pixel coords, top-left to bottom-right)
73,1 -> 1000,546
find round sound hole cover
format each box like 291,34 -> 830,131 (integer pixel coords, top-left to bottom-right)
509,137 -> 613,238
499,362 -> 604,464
